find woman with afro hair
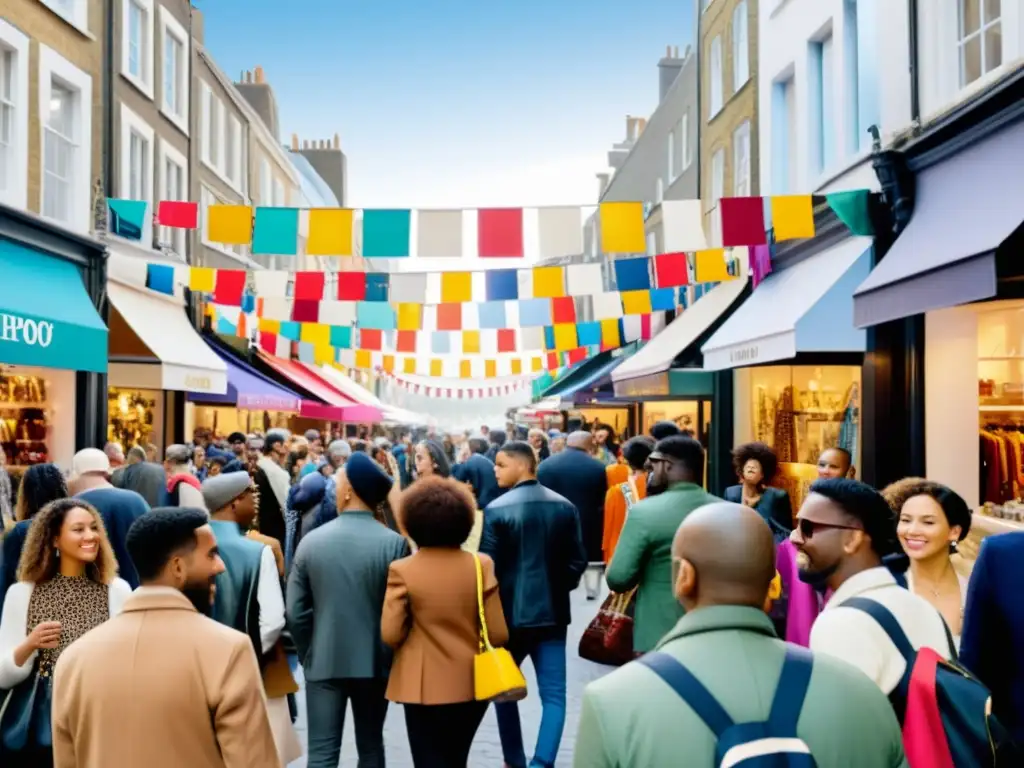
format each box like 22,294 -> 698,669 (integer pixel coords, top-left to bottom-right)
724,441 -> 794,536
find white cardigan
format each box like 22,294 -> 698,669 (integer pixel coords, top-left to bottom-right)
0,579 -> 131,688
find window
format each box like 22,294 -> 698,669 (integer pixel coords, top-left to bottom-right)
121,0 -> 154,99
810,35 -> 836,175
259,157 -> 271,204
0,21 -> 29,209
158,140 -> 188,256
119,104 -> 154,242
159,8 -> 188,132
733,121 -> 751,197
668,120 -> 683,182
771,77 -> 796,194
39,45 -> 92,232
711,148 -> 725,201
709,36 -> 723,117
682,111 -> 691,169
733,1 -> 749,92
39,0 -> 89,34
225,115 -> 241,187
667,127 -> 675,183
959,0 -> 1002,87
843,0 -> 861,155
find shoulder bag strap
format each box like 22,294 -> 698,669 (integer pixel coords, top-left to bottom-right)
637,651 -> 734,738
619,480 -> 638,512
767,646 -> 814,731
472,553 -> 492,652
842,597 -> 916,662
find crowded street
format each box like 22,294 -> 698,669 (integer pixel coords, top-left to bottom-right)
3,0 -> 1024,766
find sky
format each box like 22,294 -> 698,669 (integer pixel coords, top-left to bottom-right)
198,0 -> 697,211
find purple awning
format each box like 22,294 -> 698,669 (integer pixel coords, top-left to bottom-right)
188,344 -> 302,411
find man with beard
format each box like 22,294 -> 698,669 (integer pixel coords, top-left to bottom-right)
51,508 -> 279,767
793,478 -> 950,695
606,435 -> 717,654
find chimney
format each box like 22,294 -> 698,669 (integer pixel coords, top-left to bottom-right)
303,139 -> 309,149
254,65 -> 265,84
296,134 -> 348,206
626,116 -> 637,141
190,6 -> 204,44
291,133 -> 299,150
636,117 -> 647,135
658,44 -> 684,102
333,133 -> 340,149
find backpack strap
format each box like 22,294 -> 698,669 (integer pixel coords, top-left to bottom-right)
767,646 -> 814,732
842,597 -> 916,662
637,652 -> 734,737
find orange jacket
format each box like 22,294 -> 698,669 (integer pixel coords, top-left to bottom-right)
603,469 -> 647,563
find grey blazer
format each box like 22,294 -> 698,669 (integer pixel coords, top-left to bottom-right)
286,511 -> 410,681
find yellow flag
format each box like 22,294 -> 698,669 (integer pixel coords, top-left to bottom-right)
553,323 -> 578,351
189,267 -> 216,293
403,357 -> 417,375
382,355 -> 395,373
313,343 -> 334,365
621,290 -> 653,315
532,266 -> 565,298
460,360 -> 472,379
485,359 -> 497,378
258,318 -> 281,335
600,318 -> 622,347
396,303 -> 422,331
511,358 -> 523,375
307,208 -> 354,256
299,323 -> 330,346
354,349 -> 372,369
531,356 -> 543,372
771,195 -> 816,241
462,330 -> 481,354
207,205 -> 253,245
441,272 -> 473,303
695,249 -> 732,283
430,359 -> 443,377
599,202 -> 646,253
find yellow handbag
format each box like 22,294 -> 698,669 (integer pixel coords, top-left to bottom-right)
472,552 -> 528,703
768,570 -> 782,600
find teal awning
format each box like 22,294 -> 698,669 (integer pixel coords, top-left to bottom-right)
0,239 -> 107,373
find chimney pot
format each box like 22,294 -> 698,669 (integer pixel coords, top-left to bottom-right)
303,139 -> 309,149
673,45 -> 679,58
333,133 -> 340,149
291,133 -> 299,150
254,65 -> 264,84
665,45 -> 671,57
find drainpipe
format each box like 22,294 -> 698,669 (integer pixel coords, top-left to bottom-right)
103,0 -> 115,201
694,2 -> 702,196
908,0 -> 920,124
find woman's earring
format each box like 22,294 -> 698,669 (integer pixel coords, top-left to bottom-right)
54,548 -> 60,558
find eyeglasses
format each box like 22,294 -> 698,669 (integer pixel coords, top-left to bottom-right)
797,518 -> 862,540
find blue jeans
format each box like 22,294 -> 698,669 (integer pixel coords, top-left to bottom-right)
495,636 -> 567,768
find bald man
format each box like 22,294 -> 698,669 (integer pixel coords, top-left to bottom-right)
537,429 -> 609,599
574,503 -> 909,768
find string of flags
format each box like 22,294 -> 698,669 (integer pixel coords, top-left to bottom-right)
109,190 -> 872,258
382,370 -> 532,400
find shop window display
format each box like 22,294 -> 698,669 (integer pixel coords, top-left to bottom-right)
108,388 -> 158,451
641,400 -> 711,447
977,307 -> 1024,506
0,373 -> 50,468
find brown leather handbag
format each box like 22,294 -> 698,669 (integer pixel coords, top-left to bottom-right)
578,587 -> 638,666
262,641 -> 299,699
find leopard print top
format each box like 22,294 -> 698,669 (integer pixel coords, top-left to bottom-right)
27,574 -> 109,672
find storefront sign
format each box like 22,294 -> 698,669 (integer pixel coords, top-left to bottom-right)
0,313 -> 54,348
237,393 -> 301,411
184,375 -> 213,391
728,345 -> 760,364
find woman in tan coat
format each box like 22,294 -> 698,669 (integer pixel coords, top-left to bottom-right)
382,476 -> 509,766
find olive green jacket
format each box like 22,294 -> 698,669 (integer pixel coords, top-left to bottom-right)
605,481 -> 716,652
573,606 -> 908,768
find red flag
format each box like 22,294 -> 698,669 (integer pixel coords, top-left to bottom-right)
157,200 -> 199,229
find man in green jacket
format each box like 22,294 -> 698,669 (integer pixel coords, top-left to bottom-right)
575,502 -> 908,768
605,434 -> 716,652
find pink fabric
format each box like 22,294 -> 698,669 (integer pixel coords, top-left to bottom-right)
776,539 -> 823,646
903,647 -> 955,768
749,244 -> 773,289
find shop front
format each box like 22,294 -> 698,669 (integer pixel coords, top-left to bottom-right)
853,77 -> 1024,558
0,205 -> 108,474
701,232 -> 872,514
536,346 -> 641,436
106,275 -> 228,453
187,339 -> 304,438
611,274 -> 748,493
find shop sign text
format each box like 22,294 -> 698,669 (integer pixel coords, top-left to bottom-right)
729,345 -> 759,364
184,375 -> 213,391
0,313 -> 54,349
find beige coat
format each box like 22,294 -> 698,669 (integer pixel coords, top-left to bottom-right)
381,548 -> 508,704
52,587 -> 281,768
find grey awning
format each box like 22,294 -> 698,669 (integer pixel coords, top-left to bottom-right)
853,121 -> 1024,327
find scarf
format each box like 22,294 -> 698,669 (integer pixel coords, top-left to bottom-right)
258,455 -> 290,514
167,472 -> 201,493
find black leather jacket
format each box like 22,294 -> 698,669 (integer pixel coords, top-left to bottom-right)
480,480 -> 587,630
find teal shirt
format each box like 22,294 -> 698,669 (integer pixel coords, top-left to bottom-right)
573,606 -> 908,768
605,481 -> 716,652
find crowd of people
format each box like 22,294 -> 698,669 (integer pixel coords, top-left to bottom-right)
0,416 -> 1022,766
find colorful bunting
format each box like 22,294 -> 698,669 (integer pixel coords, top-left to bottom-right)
396,303 -> 422,331
478,208 -> 524,258
695,248 -> 731,283
146,263 -> 175,295
462,330 -> 481,354
441,272 -> 473,303
621,290 -> 653,315
294,272 -> 326,301
532,266 -> 566,299
497,329 -> 517,353
307,208 -> 354,256
157,200 -> 199,229
417,209 -> 463,258
599,202 -> 646,253
108,199 -> 148,240
337,272 -> 367,301
661,200 -> 707,252
188,267 -> 216,293
436,303 -> 462,331
720,197 -> 767,247
213,269 -> 246,306
551,297 -> 577,324
654,252 -> 690,288
771,195 -> 816,241
485,270 -> 519,301
363,209 -> 411,258
614,257 -> 651,291
208,205 -> 253,245
538,207 -> 583,260
252,208 -> 300,255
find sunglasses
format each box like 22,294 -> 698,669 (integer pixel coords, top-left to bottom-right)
797,518 -> 862,539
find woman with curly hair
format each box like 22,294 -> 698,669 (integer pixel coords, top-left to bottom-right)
382,475 -> 508,766
0,497 -> 131,765
724,441 -> 793,535
884,478 -> 971,645
1,464 -> 69,603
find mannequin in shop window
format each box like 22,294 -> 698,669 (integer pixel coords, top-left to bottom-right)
724,442 -> 793,537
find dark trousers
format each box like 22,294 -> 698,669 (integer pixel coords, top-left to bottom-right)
305,677 -> 389,768
7,747 -> 53,768
404,700 -> 488,767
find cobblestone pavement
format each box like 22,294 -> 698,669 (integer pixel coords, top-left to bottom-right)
288,583 -> 611,767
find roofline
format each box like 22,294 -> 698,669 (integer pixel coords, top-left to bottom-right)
196,45 -> 300,186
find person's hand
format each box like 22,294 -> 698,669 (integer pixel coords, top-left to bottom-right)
27,621 -> 61,650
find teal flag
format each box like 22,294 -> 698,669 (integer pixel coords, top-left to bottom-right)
826,190 -> 874,236
107,198 -> 148,241
252,207 -> 300,255
362,209 -> 411,258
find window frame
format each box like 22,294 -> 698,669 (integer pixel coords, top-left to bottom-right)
733,1 -> 750,92
709,35 -> 724,118
157,138 -> 188,257
38,44 -> 92,233
0,19 -> 29,210
682,111 -> 692,170
957,0 -> 1003,88
121,0 -> 154,100
119,103 -> 155,244
733,121 -> 751,198
38,0 -> 90,36
158,6 -> 189,135
711,147 -> 726,201
667,126 -> 676,184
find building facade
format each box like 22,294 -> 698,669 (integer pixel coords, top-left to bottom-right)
700,0 -> 758,245
1,0 -> 104,234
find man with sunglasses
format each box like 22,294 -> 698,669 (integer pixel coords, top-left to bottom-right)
606,435 -> 717,654
794,478 -> 951,694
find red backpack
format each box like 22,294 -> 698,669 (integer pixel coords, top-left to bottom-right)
844,598 -> 1013,767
